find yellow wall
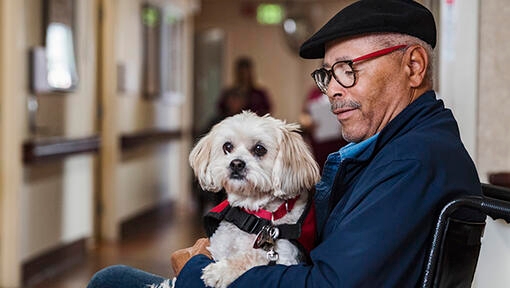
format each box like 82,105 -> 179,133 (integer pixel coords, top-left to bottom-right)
0,0 -> 25,285
21,0 -> 97,261
114,0 -> 194,223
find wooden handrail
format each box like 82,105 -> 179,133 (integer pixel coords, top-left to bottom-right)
120,129 -> 182,151
489,172 -> 510,189
22,129 -> 183,162
23,136 -> 101,163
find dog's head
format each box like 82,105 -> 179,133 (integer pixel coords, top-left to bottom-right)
189,111 -> 320,205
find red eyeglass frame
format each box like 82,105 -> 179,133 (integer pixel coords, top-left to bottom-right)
312,44 -> 408,90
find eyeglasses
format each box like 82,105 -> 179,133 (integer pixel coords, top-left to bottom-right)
311,44 -> 408,93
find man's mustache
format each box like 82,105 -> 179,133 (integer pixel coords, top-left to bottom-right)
330,99 -> 361,112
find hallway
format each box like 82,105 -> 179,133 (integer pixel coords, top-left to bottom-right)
1,0 -> 510,287
31,206 -> 204,288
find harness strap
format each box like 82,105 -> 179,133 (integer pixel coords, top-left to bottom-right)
203,189 -> 317,261
223,205 -> 302,240
203,203 -> 231,237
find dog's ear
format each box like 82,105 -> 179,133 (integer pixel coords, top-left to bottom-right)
189,130 -> 222,192
272,123 -> 320,198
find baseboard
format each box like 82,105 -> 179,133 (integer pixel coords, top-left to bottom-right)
22,238 -> 87,286
120,200 -> 175,240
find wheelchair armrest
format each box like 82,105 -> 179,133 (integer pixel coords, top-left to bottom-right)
481,183 -> 510,223
422,184 -> 510,288
479,195 -> 510,223
482,183 -> 510,202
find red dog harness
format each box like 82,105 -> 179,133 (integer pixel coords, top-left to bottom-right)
203,193 -> 317,261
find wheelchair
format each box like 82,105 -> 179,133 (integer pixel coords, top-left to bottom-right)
421,183 -> 510,287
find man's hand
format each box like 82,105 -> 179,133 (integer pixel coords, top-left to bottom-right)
171,238 -> 211,276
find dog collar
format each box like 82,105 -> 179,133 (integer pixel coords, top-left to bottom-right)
242,196 -> 299,221
203,193 -> 317,259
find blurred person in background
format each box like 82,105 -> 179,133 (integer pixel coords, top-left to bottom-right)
201,56 -> 273,138
217,56 -> 272,117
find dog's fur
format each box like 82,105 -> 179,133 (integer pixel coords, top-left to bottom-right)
188,111 -> 320,288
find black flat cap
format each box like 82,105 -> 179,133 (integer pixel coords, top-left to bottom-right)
299,0 -> 436,59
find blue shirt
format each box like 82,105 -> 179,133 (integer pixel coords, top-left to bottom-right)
314,134 -> 378,232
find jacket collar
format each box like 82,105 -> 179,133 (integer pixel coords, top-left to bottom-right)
349,90 -> 441,163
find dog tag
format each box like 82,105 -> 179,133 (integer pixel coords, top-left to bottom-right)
253,226 -> 273,250
253,225 -> 278,251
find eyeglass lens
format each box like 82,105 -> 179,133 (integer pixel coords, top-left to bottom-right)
312,61 -> 355,93
312,70 -> 330,93
333,62 -> 355,88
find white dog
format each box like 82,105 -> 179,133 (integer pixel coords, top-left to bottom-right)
187,111 -> 320,288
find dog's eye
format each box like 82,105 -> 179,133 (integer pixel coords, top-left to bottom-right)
252,144 -> 267,157
223,142 -> 234,154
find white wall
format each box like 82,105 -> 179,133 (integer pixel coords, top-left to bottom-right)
435,0 -> 510,286
474,220 -> 510,288
476,2 -> 510,182
435,1 -> 510,286
437,0 -> 479,163
473,0 -> 510,287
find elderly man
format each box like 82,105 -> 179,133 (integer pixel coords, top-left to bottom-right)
174,0 -> 481,287
88,0 -> 482,287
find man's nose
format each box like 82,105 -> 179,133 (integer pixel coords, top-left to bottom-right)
331,80 -> 348,97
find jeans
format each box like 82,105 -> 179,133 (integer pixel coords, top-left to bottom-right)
87,265 -> 170,288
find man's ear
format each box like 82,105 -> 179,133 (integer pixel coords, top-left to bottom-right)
405,45 -> 429,88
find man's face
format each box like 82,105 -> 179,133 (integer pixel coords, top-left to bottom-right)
323,36 -> 411,143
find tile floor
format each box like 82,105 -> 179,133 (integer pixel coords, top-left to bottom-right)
31,207 -> 205,288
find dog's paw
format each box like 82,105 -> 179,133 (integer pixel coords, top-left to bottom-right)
201,261 -> 240,288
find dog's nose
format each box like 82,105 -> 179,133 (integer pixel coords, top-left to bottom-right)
230,159 -> 246,172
